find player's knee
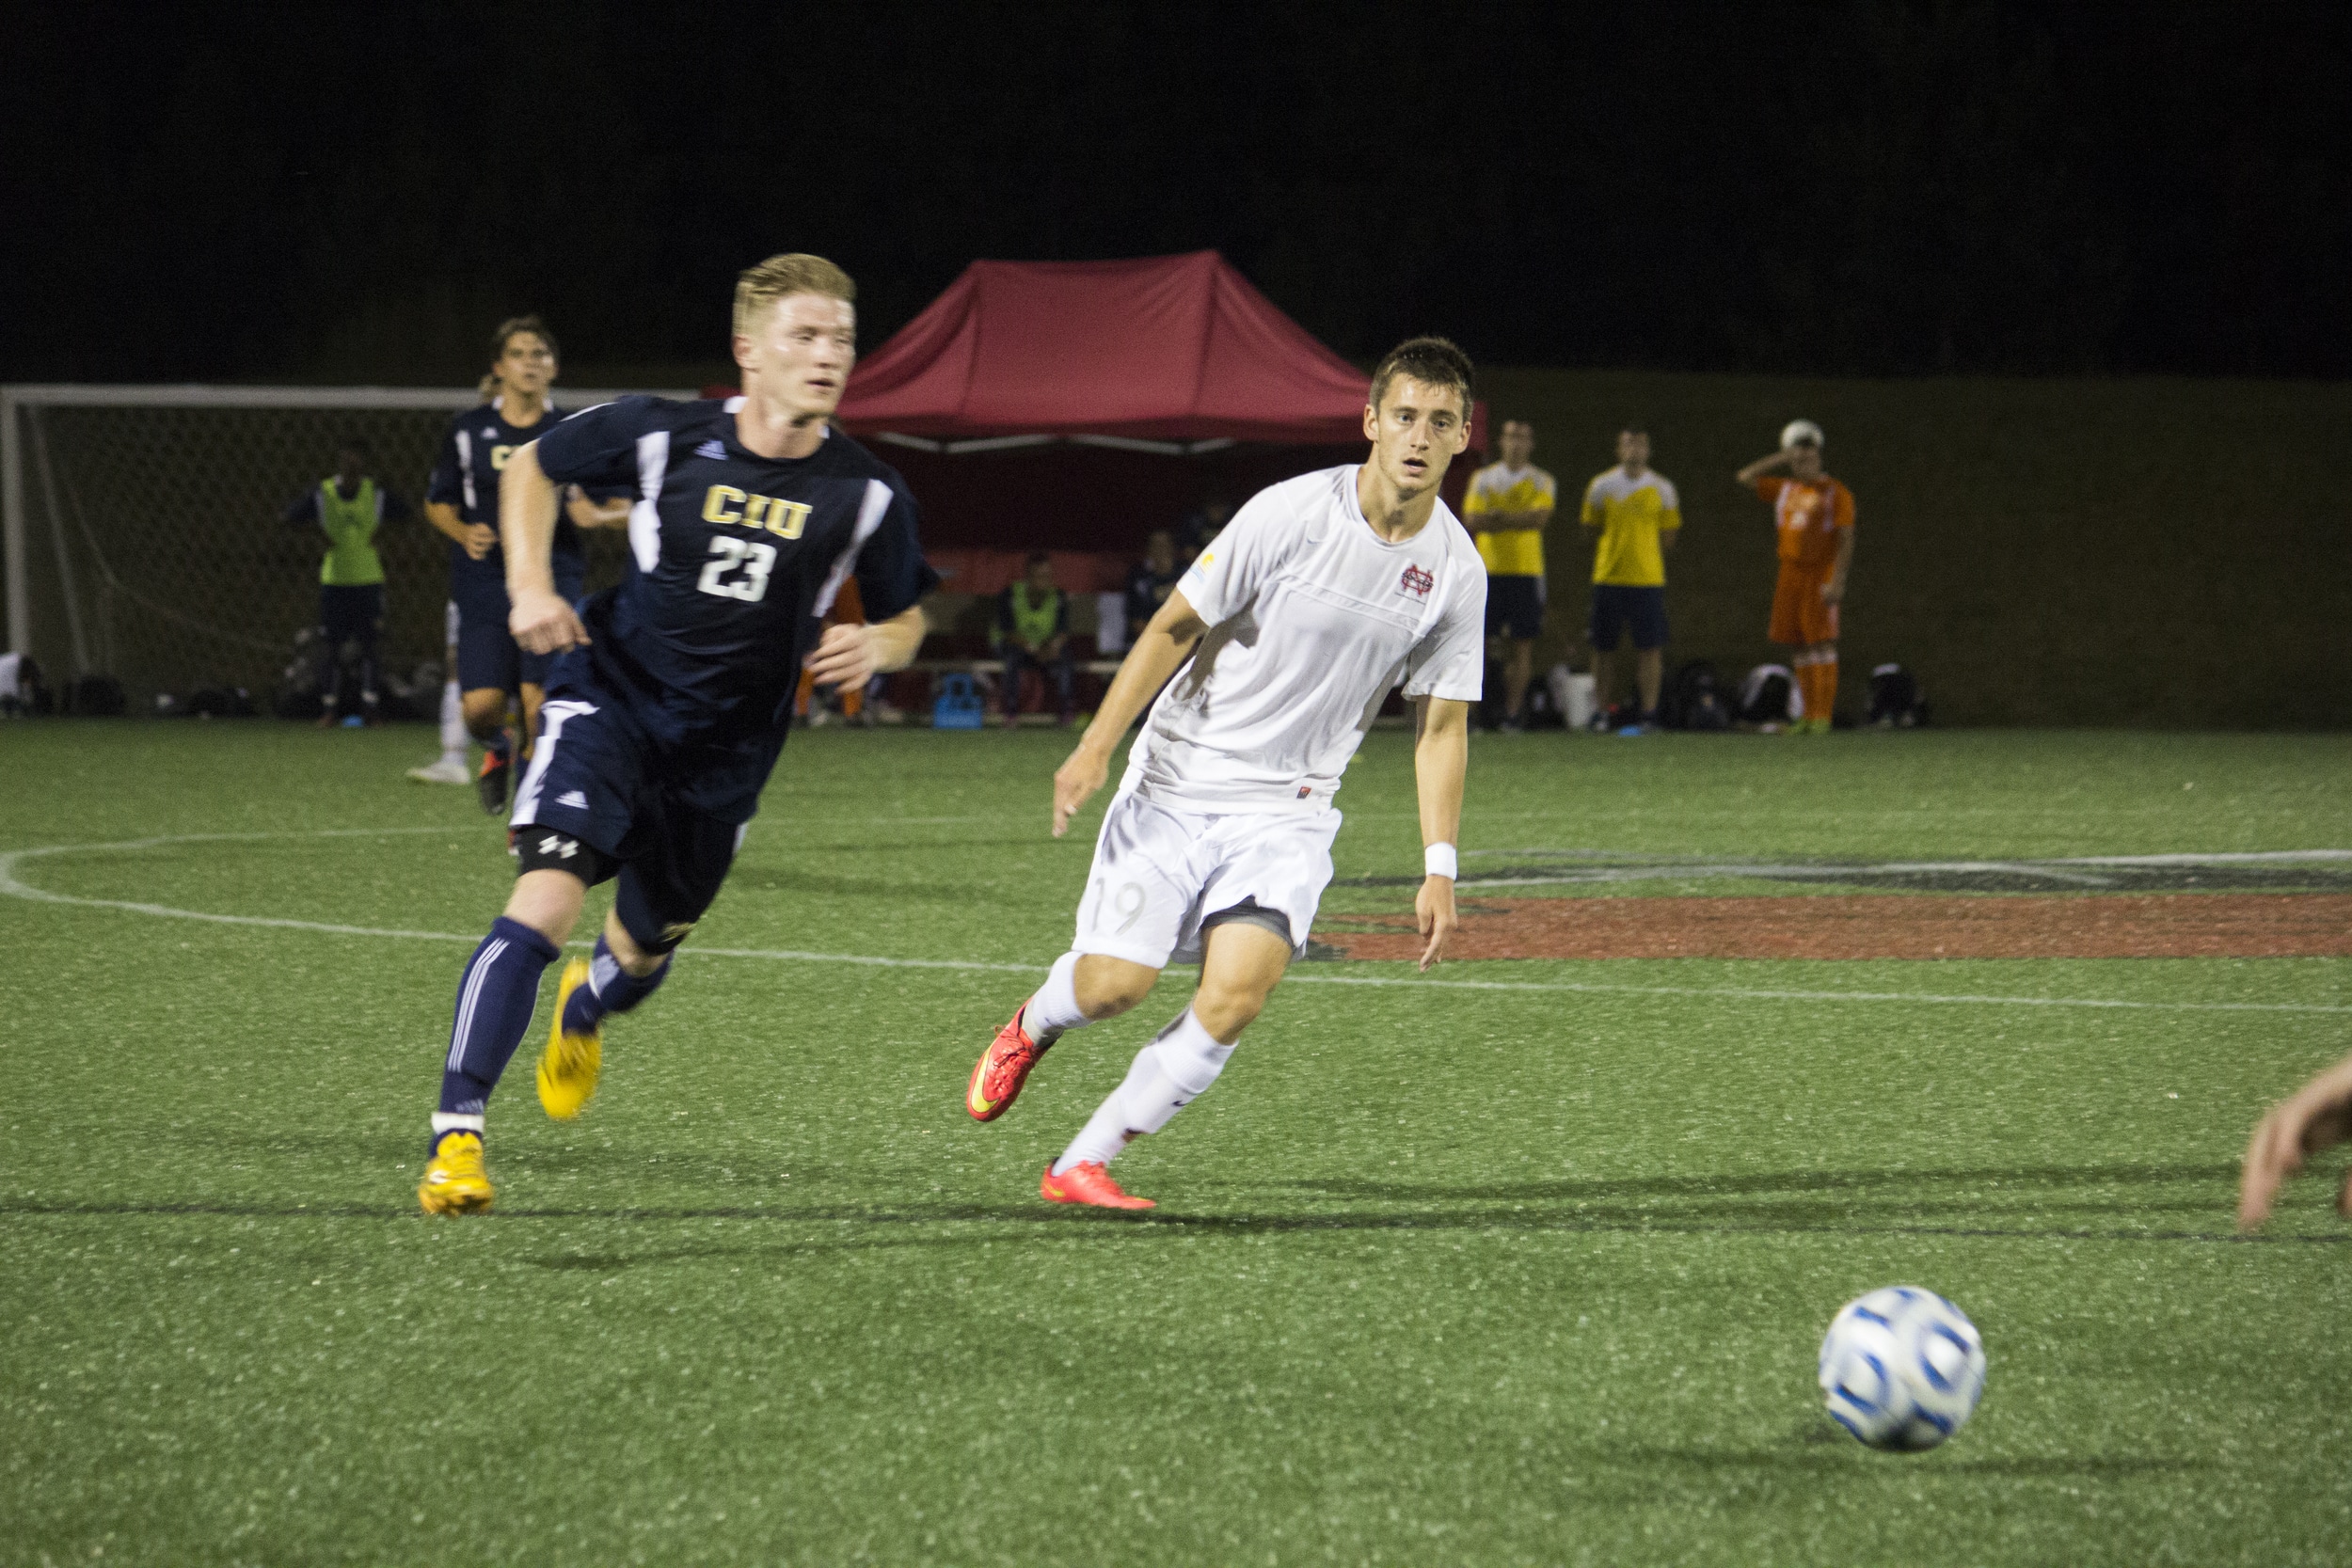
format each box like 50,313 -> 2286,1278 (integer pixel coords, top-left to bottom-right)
503,868 -> 585,946
1073,955 -> 1156,1019
601,912 -> 670,979
461,689 -> 506,736
1190,976 -> 1270,1041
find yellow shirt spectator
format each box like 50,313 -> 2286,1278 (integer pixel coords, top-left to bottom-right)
1463,461 -> 1555,578
1581,466 -> 1682,586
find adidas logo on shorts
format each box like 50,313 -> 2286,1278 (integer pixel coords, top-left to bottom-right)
557,790 -> 588,809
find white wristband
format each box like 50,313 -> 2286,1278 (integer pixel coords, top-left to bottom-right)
1424,843 -> 1458,880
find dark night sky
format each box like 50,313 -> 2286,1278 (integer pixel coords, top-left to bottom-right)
4,1 -> 2346,385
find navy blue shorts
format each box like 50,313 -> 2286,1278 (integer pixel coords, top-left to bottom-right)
1590,584 -> 1668,651
508,694 -> 746,952
319,583 -> 384,645
451,560 -> 584,693
1485,575 -> 1546,640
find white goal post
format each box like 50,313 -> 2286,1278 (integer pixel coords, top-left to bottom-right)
2,384 -> 688,709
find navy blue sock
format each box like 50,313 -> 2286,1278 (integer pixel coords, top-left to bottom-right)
563,935 -> 669,1035
437,917 -> 561,1116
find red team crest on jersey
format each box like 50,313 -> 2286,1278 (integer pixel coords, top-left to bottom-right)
1399,564 -> 1435,598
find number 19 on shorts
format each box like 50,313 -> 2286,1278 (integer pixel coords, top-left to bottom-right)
1090,877 -> 1148,935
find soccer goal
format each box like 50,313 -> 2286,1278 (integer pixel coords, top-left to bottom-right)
1,384 -> 684,711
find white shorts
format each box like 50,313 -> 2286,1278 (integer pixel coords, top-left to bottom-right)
1073,790 -> 1341,969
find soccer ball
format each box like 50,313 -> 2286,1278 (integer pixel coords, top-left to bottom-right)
1817,1286 -> 1986,1451
1780,418 -> 1825,451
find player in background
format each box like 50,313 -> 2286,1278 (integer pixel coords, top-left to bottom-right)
410,374 -> 505,784
279,438 -> 414,727
1579,427 -> 1680,732
993,551 -> 1075,728
423,318 -> 629,812
417,253 -> 935,1215
405,600 -> 478,782
1461,420 -> 1553,730
1737,420 -> 1854,733
2239,1049 -> 2352,1228
963,338 -> 1484,1211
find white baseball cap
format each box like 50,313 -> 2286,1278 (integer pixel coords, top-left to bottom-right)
1781,419 -> 1825,451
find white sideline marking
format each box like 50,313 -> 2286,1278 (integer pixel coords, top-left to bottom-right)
2,831 -> 2347,1016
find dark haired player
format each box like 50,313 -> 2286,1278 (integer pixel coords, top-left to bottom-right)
963,338 -> 1486,1210
418,254 -> 935,1214
423,316 -> 628,812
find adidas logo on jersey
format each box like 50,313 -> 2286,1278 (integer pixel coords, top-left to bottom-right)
556,790 -> 588,809
695,439 -> 726,460
1399,564 -> 1435,598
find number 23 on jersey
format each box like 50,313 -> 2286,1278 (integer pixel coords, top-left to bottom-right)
697,537 -> 776,602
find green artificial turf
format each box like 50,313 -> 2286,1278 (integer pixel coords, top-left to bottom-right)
2,721 -> 2348,1566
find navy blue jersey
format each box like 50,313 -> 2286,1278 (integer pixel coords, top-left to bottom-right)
427,399 -> 583,600
532,395 -> 936,758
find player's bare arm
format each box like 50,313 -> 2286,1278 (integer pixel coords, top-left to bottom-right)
1476,501 -> 1553,536
425,498 -> 497,561
2238,1050 -> 2352,1229
1823,525 -> 1855,604
1051,588 -> 1207,836
500,441 -> 588,654
1736,451 -> 1792,485
803,606 -> 928,689
564,485 -> 631,531
1411,694 -> 1470,971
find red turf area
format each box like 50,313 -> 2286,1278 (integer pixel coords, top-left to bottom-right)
1317,893 -> 2352,962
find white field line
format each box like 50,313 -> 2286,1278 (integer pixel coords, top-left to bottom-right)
1,831 -> 2347,1016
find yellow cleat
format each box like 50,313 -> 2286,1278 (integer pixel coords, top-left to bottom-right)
418,1131 -> 494,1215
536,958 -> 602,1120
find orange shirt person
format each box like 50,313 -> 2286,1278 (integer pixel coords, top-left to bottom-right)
1735,420 -> 1854,733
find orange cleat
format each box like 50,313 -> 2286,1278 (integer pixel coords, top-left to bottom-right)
1040,1161 -> 1154,1211
966,1003 -> 1052,1122
476,733 -> 513,816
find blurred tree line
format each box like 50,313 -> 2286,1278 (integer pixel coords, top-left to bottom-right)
2,0 -> 2343,382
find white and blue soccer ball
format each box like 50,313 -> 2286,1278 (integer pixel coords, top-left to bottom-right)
1817,1286 -> 1986,1451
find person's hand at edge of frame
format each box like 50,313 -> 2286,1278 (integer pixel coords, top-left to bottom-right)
1416,874 -> 1456,972
510,587 -> 588,655
2237,1050 -> 2352,1230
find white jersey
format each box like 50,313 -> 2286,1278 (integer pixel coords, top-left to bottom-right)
1125,465 -> 1486,814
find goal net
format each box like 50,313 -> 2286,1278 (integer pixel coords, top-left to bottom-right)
2,385 -> 685,712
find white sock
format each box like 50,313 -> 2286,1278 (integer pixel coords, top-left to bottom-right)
1025,951 -> 1092,1040
1052,1007 -> 1233,1174
430,1111 -> 485,1138
437,679 -> 466,761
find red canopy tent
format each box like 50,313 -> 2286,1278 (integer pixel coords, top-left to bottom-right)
828,252 -> 1485,598
843,249 -> 1394,445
